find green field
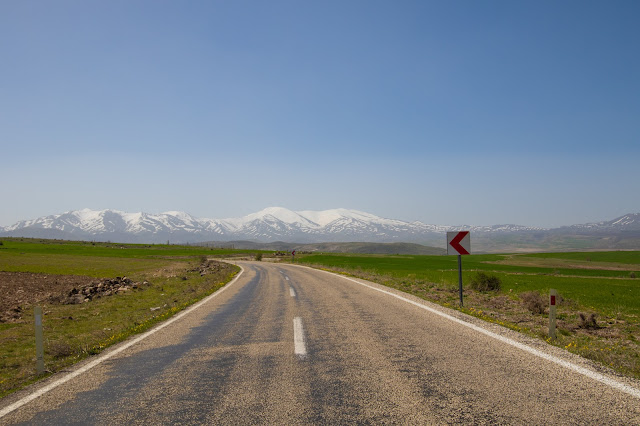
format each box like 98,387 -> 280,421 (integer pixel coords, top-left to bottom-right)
0,239 -> 256,260
298,252 -> 640,316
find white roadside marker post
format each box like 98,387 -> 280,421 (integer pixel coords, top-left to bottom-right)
34,306 -> 45,374
549,289 -> 557,340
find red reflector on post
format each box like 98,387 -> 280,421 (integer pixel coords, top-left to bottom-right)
550,295 -> 556,306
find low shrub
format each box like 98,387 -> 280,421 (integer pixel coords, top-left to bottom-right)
579,313 -> 599,329
469,272 -> 501,292
521,291 -> 545,314
255,253 -> 263,261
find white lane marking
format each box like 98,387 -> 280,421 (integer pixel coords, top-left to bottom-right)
289,286 -> 296,298
293,317 -> 307,357
285,276 -> 290,281
305,266 -> 640,400
0,267 -> 246,419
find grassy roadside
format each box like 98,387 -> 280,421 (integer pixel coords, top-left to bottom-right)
295,251 -> 640,379
0,239 -> 245,398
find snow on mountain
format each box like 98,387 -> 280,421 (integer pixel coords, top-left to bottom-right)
297,208 -> 403,228
562,213 -> 640,232
1,208 -> 638,245
225,207 -> 320,229
0,207 -> 443,243
295,209 -> 348,227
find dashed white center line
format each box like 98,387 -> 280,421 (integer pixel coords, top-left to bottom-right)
289,286 -> 296,298
293,317 -> 307,358
285,276 -> 289,281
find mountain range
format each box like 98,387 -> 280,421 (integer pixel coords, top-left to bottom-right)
2,207 -> 640,253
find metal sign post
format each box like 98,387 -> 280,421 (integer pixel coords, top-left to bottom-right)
457,255 -> 463,306
447,232 -> 471,307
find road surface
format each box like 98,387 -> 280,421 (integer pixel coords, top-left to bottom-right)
1,261 -> 639,424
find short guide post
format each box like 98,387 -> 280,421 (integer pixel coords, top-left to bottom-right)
35,306 -> 45,374
549,289 -> 557,339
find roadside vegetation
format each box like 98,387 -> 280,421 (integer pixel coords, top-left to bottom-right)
296,251 -> 640,379
0,238 -> 255,398
3,238 -> 639,396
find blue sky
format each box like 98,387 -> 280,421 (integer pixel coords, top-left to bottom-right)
2,1 -> 639,228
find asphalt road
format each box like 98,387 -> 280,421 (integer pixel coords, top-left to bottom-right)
2,261 -> 639,424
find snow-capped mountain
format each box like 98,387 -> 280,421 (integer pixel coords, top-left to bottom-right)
0,208 -> 637,246
560,213 -> 640,232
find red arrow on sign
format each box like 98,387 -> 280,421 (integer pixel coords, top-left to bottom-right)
449,231 -> 470,255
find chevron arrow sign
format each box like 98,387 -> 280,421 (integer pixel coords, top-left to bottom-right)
447,231 -> 471,255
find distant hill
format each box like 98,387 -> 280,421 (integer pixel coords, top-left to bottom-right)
206,241 -> 446,255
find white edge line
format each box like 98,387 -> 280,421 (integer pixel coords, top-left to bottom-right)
300,265 -> 640,400
293,317 -> 307,357
0,266 -> 246,419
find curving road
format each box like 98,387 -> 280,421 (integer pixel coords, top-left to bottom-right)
1,261 -> 639,424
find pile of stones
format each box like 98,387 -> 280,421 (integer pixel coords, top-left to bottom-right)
58,277 -> 150,305
190,260 -> 224,276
